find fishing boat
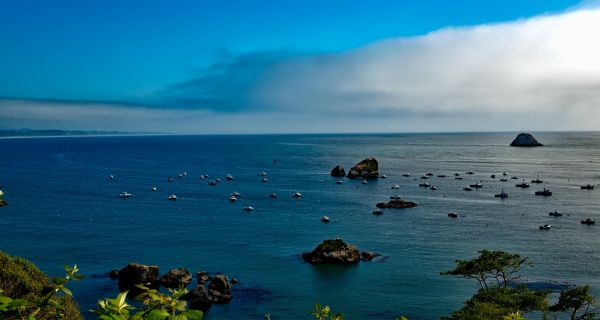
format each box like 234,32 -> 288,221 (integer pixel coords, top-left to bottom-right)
372,209 -> 384,215
448,212 -> 458,218
320,216 -> 330,223
581,184 -> 595,190
581,218 -> 595,225
419,182 -> 430,187
548,210 -> 562,217
535,188 -> 552,196
539,224 -> 552,230
118,192 -> 133,198
243,206 -> 253,212
516,179 -> 529,188
168,195 -> 177,201
494,189 -> 509,198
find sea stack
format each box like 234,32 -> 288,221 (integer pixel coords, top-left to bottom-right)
330,165 -> 346,177
347,157 -> 379,179
510,133 -> 543,147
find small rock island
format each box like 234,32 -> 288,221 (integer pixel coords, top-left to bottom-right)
302,239 -> 379,264
510,133 -> 543,147
347,157 -> 379,179
376,198 -> 418,209
330,165 -> 346,177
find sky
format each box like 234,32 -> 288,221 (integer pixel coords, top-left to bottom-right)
1,0 -> 599,133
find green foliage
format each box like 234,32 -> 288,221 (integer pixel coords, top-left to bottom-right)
442,250 -> 530,289
94,285 -> 203,320
311,304 -> 343,320
316,240 -> 347,252
550,285 -> 598,320
0,255 -> 83,320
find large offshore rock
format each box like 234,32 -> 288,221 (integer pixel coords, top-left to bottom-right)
330,165 -> 346,177
117,263 -> 159,291
302,239 -> 361,264
347,157 -> 379,179
510,133 -> 543,147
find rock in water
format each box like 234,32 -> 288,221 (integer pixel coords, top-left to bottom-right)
330,165 -> 346,177
185,285 -> 212,312
196,270 -> 211,284
375,199 -> 418,209
160,268 -> 193,288
302,239 -> 361,264
347,157 -> 379,179
360,251 -> 381,261
208,275 -> 232,303
118,263 -> 159,291
510,133 -> 543,147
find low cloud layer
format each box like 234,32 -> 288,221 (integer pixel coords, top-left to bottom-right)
2,7 -> 600,133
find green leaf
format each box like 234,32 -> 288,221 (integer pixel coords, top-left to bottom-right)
52,277 -> 68,285
145,309 -> 169,320
0,296 -> 13,304
180,310 -> 204,320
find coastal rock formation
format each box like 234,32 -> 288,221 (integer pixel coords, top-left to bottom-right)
0,199 -> 6,207
376,199 -> 418,209
117,263 -> 159,291
347,157 -> 379,179
510,133 -> 543,147
302,239 -> 361,264
160,268 -> 192,288
360,251 -> 381,261
185,285 -> 212,312
330,165 -> 346,177
196,270 -> 211,284
208,275 -> 232,303
108,269 -> 119,279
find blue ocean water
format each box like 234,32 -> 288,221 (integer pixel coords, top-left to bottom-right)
1,132 -> 600,319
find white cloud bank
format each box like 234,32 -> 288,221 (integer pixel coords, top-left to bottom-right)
2,7 -> 600,133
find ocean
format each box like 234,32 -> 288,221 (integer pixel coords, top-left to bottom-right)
1,132 -> 599,319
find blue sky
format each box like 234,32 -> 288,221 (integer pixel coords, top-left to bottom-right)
1,0 -> 599,133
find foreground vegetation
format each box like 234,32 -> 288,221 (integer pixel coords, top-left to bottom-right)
1,250 -> 599,319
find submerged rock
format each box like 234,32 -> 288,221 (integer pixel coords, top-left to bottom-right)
117,263 -> 159,291
347,157 -> 379,179
160,268 -> 192,288
302,239 -> 361,264
330,165 -> 346,177
510,133 -> 543,147
376,199 -> 418,209
208,275 -> 232,303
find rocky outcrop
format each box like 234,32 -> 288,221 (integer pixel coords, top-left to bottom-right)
347,157 -> 379,179
108,269 -> 119,279
196,270 -> 211,284
0,199 -> 6,207
376,199 -> 418,209
302,239 -> 361,264
510,133 -> 543,147
330,165 -> 346,177
185,285 -> 212,312
117,263 -> 159,291
360,251 -> 381,261
160,268 -> 192,288
208,275 -> 232,303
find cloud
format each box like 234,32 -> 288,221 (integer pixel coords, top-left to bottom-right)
3,7 -> 600,133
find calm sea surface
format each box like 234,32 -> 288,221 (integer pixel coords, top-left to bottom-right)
1,132 -> 600,319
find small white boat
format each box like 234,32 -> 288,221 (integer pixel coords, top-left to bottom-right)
320,216 -> 330,223
430,186 -> 437,190
182,172 -> 187,176
118,192 -> 133,198
372,209 -> 384,215
231,192 -> 241,197
168,194 -> 177,201
269,193 -> 278,198
243,206 -> 253,212
258,172 -> 268,176
380,174 -> 388,179
292,192 -> 302,198
362,180 -> 368,184
262,178 -> 268,183
336,180 -> 343,184
208,180 -> 217,186
503,172 -> 508,176
215,178 -> 221,183
229,196 -> 237,202
226,174 -> 234,180
109,175 -> 114,180
402,173 -> 411,177
178,173 -> 183,178
151,187 -> 157,191
390,195 -> 402,200
539,224 -> 551,230
200,175 -> 207,179
168,177 -> 174,182
391,184 -> 400,189
448,211 -> 458,218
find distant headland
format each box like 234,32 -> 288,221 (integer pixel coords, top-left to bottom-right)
0,128 -> 162,138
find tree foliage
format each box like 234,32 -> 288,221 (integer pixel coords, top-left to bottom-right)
550,285 -> 598,320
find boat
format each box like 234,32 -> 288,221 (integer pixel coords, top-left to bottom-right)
516,179 -> 530,188
494,189 -> 509,198
535,188 -> 552,196
200,175 -> 206,179
292,192 -> 302,198
151,187 -> 157,191
503,172 -> 508,176
391,184 -> 400,189
243,206 -> 253,212
490,174 -> 496,179
258,172 -> 268,176
426,172 -> 434,176
430,186 -> 437,190
499,178 -> 508,182
178,173 -> 183,178
463,186 -> 473,191
226,174 -> 234,180
168,195 -> 177,201
455,177 -> 464,180
336,180 -> 343,184
168,177 -> 174,182
469,182 -> 483,188
269,193 -> 278,198
511,176 -> 519,180
182,172 -> 187,176
380,174 -> 388,179
448,211 -> 458,218
109,175 -> 114,180
437,175 -> 447,178
262,178 -> 269,183
231,192 -> 241,197
539,224 -> 552,230
402,173 -> 411,177
581,184 -> 595,190
362,180 -> 368,184
372,209 -> 384,215
466,171 -> 474,175
420,175 -> 429,180
454,173 -> 460,176
118,192 -> 133,198
548,210 -> 562,217
581,218 -> 595,225
320,216 -> 330,223
215,178 -> 221,182
531,178 -> 543,184
229,196 -> 237,202
208,180 -> 217,186
390,195 -> 402,200
419,182 -> 430,187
